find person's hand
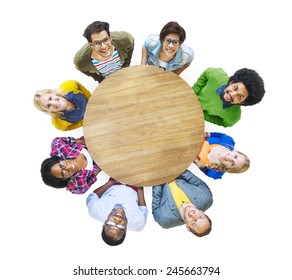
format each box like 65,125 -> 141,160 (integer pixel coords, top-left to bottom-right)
204,132 -> 210,138
76,136 -> 86,145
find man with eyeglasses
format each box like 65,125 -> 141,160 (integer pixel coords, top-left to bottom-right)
86,178 -> 148,246
74,21 -> 134,83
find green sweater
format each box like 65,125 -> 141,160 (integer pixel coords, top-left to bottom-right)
73,31 -> 134,83
192,68 -> 241,127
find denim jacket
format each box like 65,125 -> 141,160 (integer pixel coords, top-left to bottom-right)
143,34 -> 194,71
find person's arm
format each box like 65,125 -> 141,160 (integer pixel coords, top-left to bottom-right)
136,187 -> 146,206
208,132 -> 235,147
192,68 -> 210,95
152,185 -> 167,227
177,169 -> 202,185
141,46 -> 149,65
93,177 -> 118,198
121,32 -> 134,67
172,63 -> 190,75
50,136 -> 77,156
75,136 -> 86,145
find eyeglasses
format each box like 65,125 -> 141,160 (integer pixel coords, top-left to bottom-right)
163,38 -> 180,47
59,160 -> 68,179
91,36 -> 111,48
104,220 -> 126,230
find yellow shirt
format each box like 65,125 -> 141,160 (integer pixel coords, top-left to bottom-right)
168,181 -> 191,209
52,80 -> 91,131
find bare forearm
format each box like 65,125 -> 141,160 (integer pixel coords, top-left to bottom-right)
137,187 -> 146,206
93,178 -> 116,198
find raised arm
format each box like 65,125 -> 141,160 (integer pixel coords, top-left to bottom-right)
93,177 -> 118,198
136,187 -> 146,206
172,63 -> 190,75
141,46 -> 149,65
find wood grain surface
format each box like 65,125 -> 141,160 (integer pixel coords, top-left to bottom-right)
84,65 -> 204,186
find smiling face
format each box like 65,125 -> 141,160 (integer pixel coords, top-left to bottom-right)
90,30 -> 113,60
218,150 -> 246,171
161,33 -> 180,60
221,82 -> 249,104
39,93 -> 68,113
103,207 -> 127,241
180,203 -> 210,235
50,159 -> 78,180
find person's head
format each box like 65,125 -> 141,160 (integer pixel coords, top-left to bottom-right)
34,89 -> 67,117
40,156 -> 74,188
159,21 -> 186,59
101,205 -> 127,246
204,150 -> 250,173
180,203 -> 212,237
221,68 -> 265,105
83,21 -> 113,60
83,21 -> 110,42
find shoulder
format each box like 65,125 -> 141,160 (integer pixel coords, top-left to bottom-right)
59,80 -> 78,92
111,31 -> 134,44
74,43 -> 92,66
205,67 -> 228,79
143,34 -> 160,48
180,44 -> 194,58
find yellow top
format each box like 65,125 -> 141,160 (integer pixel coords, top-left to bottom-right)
168,181 -> 191,209
52,80 -> 91,131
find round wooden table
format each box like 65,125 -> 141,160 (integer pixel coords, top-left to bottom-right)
84,65 -> 204,186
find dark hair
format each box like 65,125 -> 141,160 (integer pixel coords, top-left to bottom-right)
228,68 -> 265,106
159,21 -> 186,43
40,156 -> 70,188
83,21 -> 110,43
189,214 -> 212,237
101,227 -> 126,246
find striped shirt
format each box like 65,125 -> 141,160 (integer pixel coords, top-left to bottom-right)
91,49 -> 122,77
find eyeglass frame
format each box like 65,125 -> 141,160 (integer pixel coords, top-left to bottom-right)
90,36 -> 111,48
59,160 -> 69,180
162,37 -> 181,47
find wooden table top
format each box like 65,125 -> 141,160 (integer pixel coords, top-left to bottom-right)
83,65 -> 204,186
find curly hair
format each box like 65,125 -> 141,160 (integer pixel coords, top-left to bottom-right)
228,68 -> 265,106
83,21 -> 110,43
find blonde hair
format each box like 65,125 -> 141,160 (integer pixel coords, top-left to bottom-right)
33,88 -> 66,118
227,152 -> 250,174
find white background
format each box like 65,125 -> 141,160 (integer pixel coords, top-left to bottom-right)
1,0 -> 291,279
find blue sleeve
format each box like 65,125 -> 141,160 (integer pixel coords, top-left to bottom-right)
208,132 -> 235,148
200,168 -> 224,180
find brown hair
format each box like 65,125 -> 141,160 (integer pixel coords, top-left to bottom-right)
159,21 -> 186,43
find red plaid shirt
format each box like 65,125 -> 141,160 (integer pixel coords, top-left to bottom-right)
50,137 -> 98,194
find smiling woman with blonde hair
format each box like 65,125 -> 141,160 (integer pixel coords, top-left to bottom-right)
194,132 -> 250,180
34,80 -> 91,131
